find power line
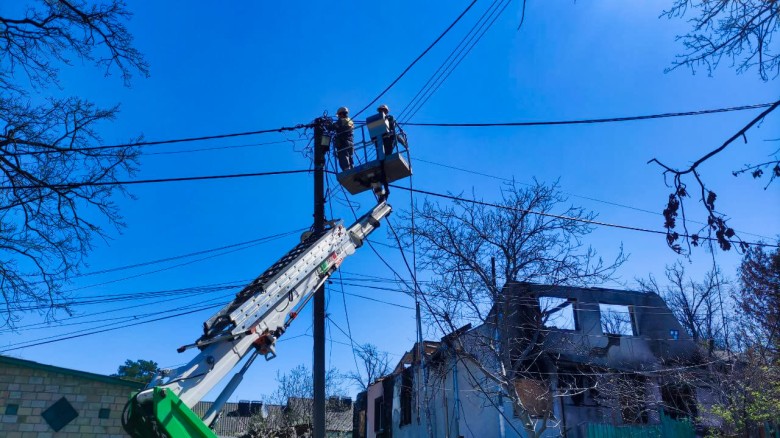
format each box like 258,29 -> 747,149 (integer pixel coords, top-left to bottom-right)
398,0 -> 505,121
390,184 -> 780,249
325,174 -> 364,381
64,229 -> 306,281
2,281 -> 415,352
401,0 -> 513,122
340,291 -> 415,310
5,284 -> 237,313
0,303 -> 222,353
0,289 -> 237,334
412,156 -> 774,241
330,168 -> 421,304
277,332 -> 354,349
11,123 -> 313,156
0,169 -> 311,190
143,139 -> 305,156
60,237 -> 292,294
353,0 -> 478,118
401,102 -> 773,127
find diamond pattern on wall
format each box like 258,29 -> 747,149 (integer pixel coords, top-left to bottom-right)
41,397 -> 79,432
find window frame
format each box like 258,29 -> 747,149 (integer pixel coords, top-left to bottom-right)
399,368 -> 413,427
539,296 -> 579,331
598,303 -> 638,336
373,396 -> 384,433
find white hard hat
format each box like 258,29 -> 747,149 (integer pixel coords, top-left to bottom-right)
337,107 -> 349,115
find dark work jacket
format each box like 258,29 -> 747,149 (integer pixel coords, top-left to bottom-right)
382,115 -> 406,152
333,117 -> 354,150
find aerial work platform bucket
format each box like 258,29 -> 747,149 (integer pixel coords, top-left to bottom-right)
337,152 -> 412,195
334,112 -> 412,195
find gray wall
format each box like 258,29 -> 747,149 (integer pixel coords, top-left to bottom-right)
505,283 -> 699,370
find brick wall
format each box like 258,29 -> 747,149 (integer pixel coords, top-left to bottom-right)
0,357 -> 142,438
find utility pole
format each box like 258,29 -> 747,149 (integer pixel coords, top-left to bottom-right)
312,117 -> 327,438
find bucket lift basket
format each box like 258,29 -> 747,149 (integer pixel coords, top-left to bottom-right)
335,113 -> 412,195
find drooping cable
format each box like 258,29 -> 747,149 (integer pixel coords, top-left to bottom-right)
403,102 -> 774,127
398,0 -> 504,121
411,156 -> 774,241
400,0 -> 512,122
0,169 -> 311,190
389,184 -> 780,249
11,123 -> 313,156
353,0 -> 478,118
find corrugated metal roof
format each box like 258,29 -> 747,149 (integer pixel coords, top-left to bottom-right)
192,398 -> 354,437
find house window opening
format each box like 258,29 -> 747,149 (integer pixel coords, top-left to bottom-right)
619,376 -> 649,425
237,400 -> 251,417
399,368 -> 413,427
513,378 -> 552,418
539,297 -> 577,330
661,384 -> 697,420
373,396 -> 384,433
560,372 -> 592,406
599,304 -> 637,336
98,408 -> 111,419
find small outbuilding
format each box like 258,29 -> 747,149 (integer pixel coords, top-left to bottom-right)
0,355 -> 143,437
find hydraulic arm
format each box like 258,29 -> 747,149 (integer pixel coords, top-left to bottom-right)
123,202 -> 392,437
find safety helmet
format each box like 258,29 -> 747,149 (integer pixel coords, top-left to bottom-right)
337,106 -> 349,115
377,104 -> 389,113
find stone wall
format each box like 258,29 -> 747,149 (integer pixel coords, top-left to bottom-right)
0,356 -> 142,438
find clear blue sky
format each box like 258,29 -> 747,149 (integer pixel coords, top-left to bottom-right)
2,0 -> 777,403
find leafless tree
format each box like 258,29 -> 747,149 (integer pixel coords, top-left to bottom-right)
346,343 -> 391,391
660,244 -> 780,436
701,244 -> 780,435
663,0 -> 780,81
638,262 -> 731,352
0,0 -> 148,327
399,181 -> 625,437
736,242 -> 780,359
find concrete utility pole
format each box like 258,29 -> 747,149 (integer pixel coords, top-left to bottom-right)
312,118 -> 327,438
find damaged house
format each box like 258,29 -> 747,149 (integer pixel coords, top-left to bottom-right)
355,283 -> 719,437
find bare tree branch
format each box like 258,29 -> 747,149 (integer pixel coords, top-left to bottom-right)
0,1 -> 146,327
664,0 -> 780,81
648,100 -> 780,254
346,343 -> 391,391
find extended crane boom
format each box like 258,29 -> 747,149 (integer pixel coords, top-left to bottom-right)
123,202 -> 392,438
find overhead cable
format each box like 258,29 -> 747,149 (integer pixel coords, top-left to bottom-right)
412,156 -> 774,241
353,0 -> 478,118
65,228 -> 306,280
399,0 -> 506,121
402,102 -> 774,127
0,304 -> 223,353
11,123 -> 313,156
400,0 -> 513,122
0,169 -> 311,190
143,139 -> 305,156
390,184 -> 780,249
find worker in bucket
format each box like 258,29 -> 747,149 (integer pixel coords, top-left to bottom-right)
377,104 -> 407,156
333,106 -> 354,171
